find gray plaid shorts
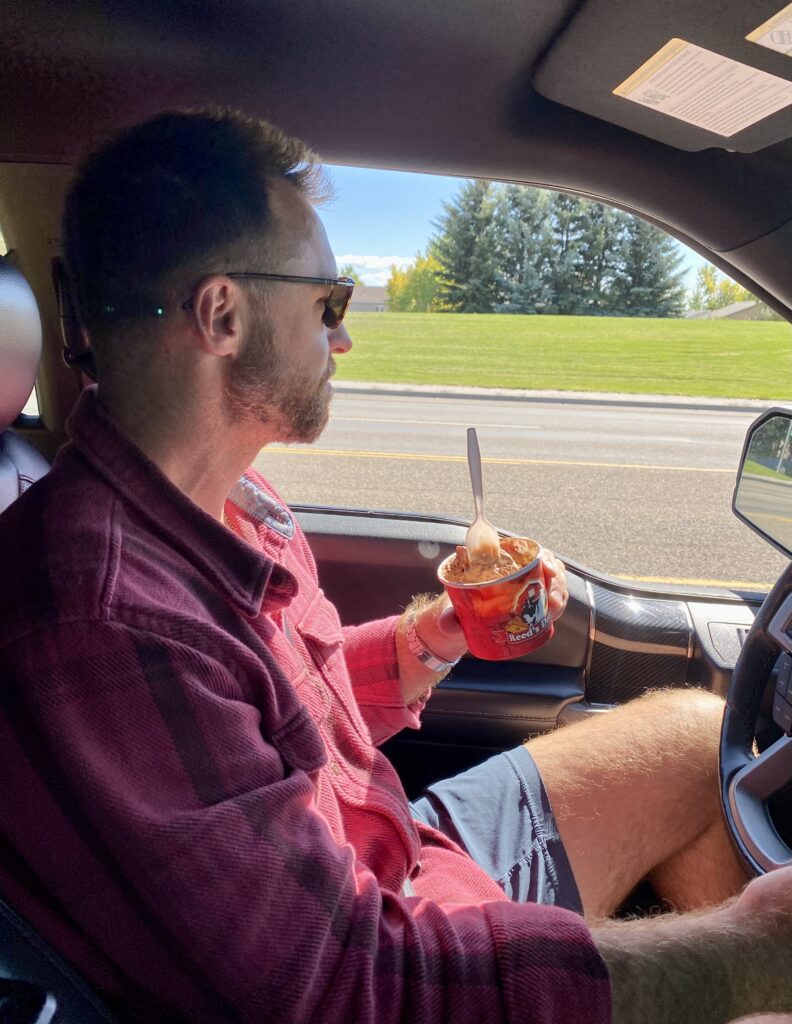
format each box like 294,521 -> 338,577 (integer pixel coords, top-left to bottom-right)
410,744 -> 582,913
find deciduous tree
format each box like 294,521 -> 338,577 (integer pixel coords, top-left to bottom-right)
386,253 -> 441,311
689,265 -> 750,311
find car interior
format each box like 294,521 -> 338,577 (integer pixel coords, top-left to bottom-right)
3,0 -> 792,1020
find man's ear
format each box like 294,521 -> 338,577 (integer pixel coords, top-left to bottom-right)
190,276 -> 244,357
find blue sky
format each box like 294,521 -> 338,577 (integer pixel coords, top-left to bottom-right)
320,164 -> 707,289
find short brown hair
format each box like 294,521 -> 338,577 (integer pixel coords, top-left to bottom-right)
62,108 -> 328,352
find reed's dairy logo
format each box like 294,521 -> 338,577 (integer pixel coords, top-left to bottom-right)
504,579 -> 549,642
505,617 -> 550,643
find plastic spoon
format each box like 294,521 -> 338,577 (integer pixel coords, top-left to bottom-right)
465,427 -> 501,565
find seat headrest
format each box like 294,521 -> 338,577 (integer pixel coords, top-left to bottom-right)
0,255 -> 42,431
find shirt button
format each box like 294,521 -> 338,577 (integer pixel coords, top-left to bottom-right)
329,760 -> 340,775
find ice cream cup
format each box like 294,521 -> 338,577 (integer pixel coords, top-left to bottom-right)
438,540 -> 554,660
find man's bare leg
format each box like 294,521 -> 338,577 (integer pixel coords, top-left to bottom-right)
527,688 -> 751,920
648,813 -> 749,912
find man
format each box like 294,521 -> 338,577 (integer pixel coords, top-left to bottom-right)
0,108 -> 790,1024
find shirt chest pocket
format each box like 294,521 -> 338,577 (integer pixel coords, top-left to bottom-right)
292,590 -> 344,673
270,624 -> 334,728
290,589 -> 340,651
292,592 -> 372,746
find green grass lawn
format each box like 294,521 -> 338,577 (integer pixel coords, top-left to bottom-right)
744,459 -> 792,480
336,312 -> 792,399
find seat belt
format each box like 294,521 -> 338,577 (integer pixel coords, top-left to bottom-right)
0,895 -> 118,1023
0,977 -> 56,1024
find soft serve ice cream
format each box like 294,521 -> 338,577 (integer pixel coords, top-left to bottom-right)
440,536 -> 540,586
438,536 -> 553,660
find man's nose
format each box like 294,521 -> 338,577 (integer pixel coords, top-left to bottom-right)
328,323 -> 353,355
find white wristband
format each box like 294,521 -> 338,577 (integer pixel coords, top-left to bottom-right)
405,617 -> 461,674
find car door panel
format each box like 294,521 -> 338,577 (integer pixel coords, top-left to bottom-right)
295,507 -> 761,795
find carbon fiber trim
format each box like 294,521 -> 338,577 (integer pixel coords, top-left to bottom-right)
587,583 -> 690,703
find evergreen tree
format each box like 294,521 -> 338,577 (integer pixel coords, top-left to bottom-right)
609,217 -> 686,317
430,181 -> 688,318
490,186 -> 552,313
541,194 -> 589,314
749,416 -> 792,466
574,204 -> 627,314
431,181 -> 501,312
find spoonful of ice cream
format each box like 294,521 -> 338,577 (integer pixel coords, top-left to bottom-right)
465,427 -> 508,569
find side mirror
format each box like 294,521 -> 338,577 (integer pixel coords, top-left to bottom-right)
734,409 -> 792,560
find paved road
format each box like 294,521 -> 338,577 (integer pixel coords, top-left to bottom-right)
254,391 -> 792,589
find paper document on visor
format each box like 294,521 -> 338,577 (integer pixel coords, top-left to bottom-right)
748,2 -> 792,56
614,38 -> 792,136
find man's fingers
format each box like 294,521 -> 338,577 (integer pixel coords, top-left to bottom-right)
548,589 -> 568,620
729,1016 -> 792,1023
543,552 -> 567,585
543,551 -> 569,620
552,557 -> 568,586
436,602 -> 463,638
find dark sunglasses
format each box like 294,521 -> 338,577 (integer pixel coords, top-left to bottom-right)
182,272 -> 355,329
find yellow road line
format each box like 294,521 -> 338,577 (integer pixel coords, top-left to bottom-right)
334,416 -> 540,429
265,446 -> 734,474
265,446 -> 769,587
614,573 -> 770,589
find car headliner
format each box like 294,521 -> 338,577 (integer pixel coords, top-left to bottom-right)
2,0 -> 792,314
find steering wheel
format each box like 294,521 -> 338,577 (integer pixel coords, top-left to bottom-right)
721,559 -> 792,874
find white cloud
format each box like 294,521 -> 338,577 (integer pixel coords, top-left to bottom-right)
335,253 -> 415,286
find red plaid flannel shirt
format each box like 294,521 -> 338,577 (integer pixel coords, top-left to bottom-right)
0,387 -> 610,1023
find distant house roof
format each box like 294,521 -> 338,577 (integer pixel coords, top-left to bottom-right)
684,300 -> 758,320
350,285 -> 387,312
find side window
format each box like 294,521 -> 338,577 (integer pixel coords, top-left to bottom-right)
0,225 -> 40,418
21,389 -> 40,417
253,169 -> 789,590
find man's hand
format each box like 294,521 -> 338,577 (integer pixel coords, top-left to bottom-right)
594,864 -> 792,1024
395,592 -> 467,705
396,548 -> 569,705
728,860 -> 792,929
730,1017 -> 792,1023
543,549 -> 569,621
427,546 -> 569,642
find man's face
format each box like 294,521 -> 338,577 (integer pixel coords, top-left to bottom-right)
226,180 -> 351,443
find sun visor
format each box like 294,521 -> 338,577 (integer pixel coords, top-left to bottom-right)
533,0 -> 792,152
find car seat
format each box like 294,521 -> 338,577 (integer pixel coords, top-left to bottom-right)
0,254 -> 118,1022
0,255 -> 50,514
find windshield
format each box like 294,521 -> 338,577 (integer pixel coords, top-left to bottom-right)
255,167 -> 792,592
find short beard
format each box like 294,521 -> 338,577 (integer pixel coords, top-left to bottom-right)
225,306 -> 334,442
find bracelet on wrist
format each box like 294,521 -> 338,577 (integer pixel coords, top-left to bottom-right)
405,616 -> 461,675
